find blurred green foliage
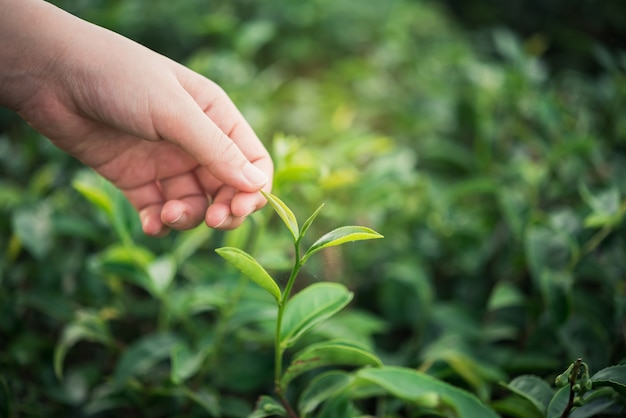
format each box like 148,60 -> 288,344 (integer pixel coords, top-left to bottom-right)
2,0 -> 626,416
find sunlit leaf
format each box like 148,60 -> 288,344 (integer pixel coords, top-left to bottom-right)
356,366 -> 499,417
72,173 -> 113,218
281,340 -> 381,390
280,283 -> 353,348
147,255 -> 177,297
216,247 -> 281,302
303,226 -> 383,263
261,191 -> 299,241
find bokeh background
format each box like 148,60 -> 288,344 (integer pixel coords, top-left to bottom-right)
1,0 -> 625,416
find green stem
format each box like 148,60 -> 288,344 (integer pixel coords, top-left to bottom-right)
274,240 -> 302,414
560,358 -> 582,418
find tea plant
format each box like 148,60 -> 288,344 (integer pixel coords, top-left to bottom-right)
496,358 -> 626,418
218,192 -> 499,418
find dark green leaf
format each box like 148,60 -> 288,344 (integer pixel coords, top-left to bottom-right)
546,386 -> 571,418
54,310 -> 114,379
113,333 -> 180,387
501,375 -> 555,414
591,365 -> 626,396
170,343 -> 206,385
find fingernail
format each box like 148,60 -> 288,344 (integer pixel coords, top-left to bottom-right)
170,212 -> 187,227
213,215 -> 229,229
243,163 -> 268,187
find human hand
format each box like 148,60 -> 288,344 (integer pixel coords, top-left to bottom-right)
0,0 -> 273,236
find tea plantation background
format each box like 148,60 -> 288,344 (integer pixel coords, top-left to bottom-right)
1,0 -> 625,417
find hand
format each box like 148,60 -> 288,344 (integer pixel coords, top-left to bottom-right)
0,0 -> 273,236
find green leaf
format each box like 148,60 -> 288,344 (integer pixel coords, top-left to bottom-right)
546,386 -> 570,418
501,375 -> 555,414
72,172 -> 113,218
113,333 -> 180,387
11,203 -> 53,259
170,343 -> 206,385
261,191 -> 299,241
147,255 -> 177,297
280,282 -> 353,348
300,203 -> 325,241
570,396 -> 619,418
298,371 -> 354,418
303,226 -> 383,263
281,340 -> 381,390
591,365 -> 626,396
249,395 -> 286,418
491,395 -> 546,418
539,270 -> 573,325
216,247 -> 281,302
355,366 -> 499,418
172,226 -> 212,264
54,310 -> 114,379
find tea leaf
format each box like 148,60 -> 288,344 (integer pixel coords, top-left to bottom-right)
546,386 -> 570,418
170,343 -> 206,384
298,371 -> 354,418
113,333 -> 180,387
300,203 -> 325,241
216,247 -> 281,302
249,395 -> 286,418
54,310 -> 114,379
72,174 -> 113,218
280,283 -> 353,348
591,365 -> 626,396
147,255 -> 177,297
261,191 -> 299,241
303,226 -> 383,263
356,366 -> 499,417
500,375 -> 554,414
281,340 -> 381,389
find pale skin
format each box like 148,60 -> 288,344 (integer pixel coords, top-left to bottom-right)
0,0 -> 273,236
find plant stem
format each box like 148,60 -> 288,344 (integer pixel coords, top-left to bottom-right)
274,241 -> 302,415
560,358 -> 582,418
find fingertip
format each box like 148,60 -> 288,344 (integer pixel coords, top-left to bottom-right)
242,162 -> 269,188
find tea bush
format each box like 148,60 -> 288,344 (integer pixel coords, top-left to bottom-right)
1,0 -> 625,417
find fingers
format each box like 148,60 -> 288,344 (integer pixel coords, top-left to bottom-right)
151,79 -> 271,195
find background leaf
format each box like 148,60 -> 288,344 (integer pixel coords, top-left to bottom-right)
113,333 -> 181,388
